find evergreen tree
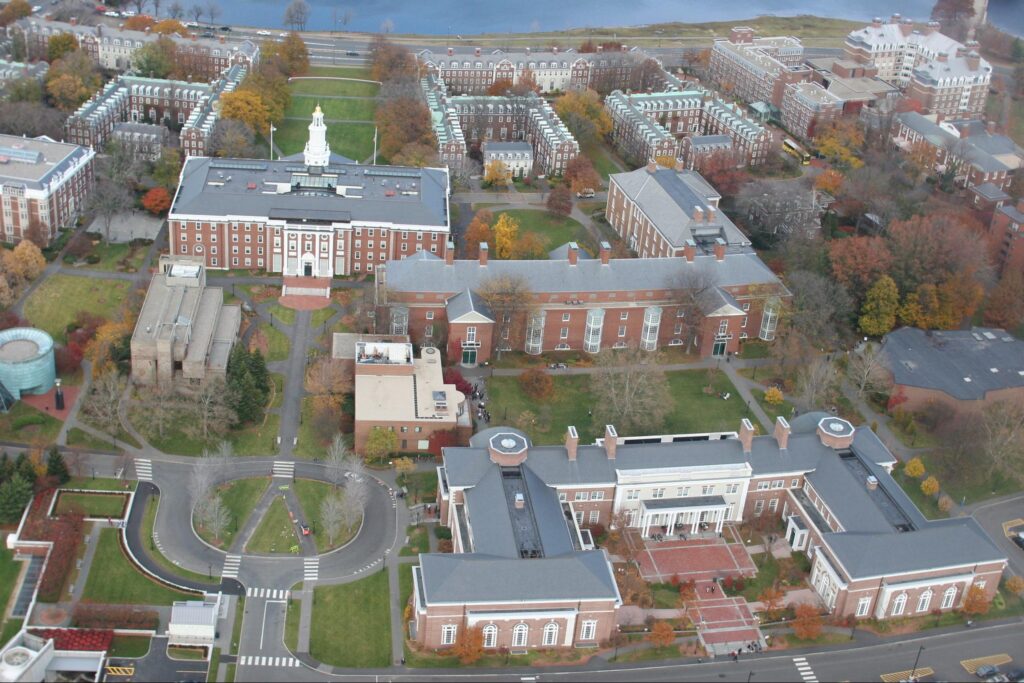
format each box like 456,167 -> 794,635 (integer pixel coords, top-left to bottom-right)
14,452 -> 36,484
0,474 -> 33,523
226,346 -> 271,425
46,446 -> 70,484
0,452 -> 12,485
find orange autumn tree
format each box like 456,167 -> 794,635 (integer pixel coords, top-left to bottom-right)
792,604 -> 823,640
464,209 -> 494,259
85,319 -> 135,377
450,626 -> 484,664
961,584 -> 990,616
647,620 -> 676,648
814,168 -> 844,196
758,584 -> 785,621
141,187 -> 172,215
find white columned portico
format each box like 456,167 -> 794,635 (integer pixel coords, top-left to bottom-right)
639,495 -> 729,538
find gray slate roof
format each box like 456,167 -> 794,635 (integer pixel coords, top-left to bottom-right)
896,112 -> 1021,174
171,157 -> 450,229
445,289 -> 493,322
0,134 -> 94,190
610,166 -> 750,248
418,551 -> 620,604
881,326 -> 1024,401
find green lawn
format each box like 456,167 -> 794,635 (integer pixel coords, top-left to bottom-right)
493,209 -> 590,255
228,413 -> 280,457
309,571 -> 390,668
134,408 -> 278,458
0,620 -> 23,647
230,596 -> 245,654
81,528 -> 193,605
581,139 -> 622,181
287,95 -> 376,122
274,119 -> 376,162
266,304 -> 297,326
168,646 -> 206,660
310,307 -> 336,329
738,341 -> 771,359
246,496 -> 299,554
293,478 -> 358,552
0,402 -> 63,444
290,77 -> 380,98
199,477 -> 269,549
400,525 -> 430,556
263,324 -> 291,362
651,582 -> 681,609
142,496 -> 212,583
269,373 -> 285,409
397,471 -> 437,504
66,476 -> 136,491
108,636 -> 151,658
893,471 -> 946,520
752,388 -> 795,425
918,451 -> 1019,506
308,65 -> 373,79
662,370 -> 749,434
399,563 -> 413,613
54,491 -> 128,518
79,241 -> 147,273
66,427 -> 117,452
24,274 -> 134,343
0,546 -> 23,629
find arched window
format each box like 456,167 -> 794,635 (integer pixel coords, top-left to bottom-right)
891,593 -> 907,617
512,623 -> 528,647
542,622 -> 559,647
194,244 -> 203,254
916,590 -> 932,613
941,586 -> 957,609
482,624 -> 497,648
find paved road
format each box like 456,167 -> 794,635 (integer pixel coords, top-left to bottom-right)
970,494 -> 1024,578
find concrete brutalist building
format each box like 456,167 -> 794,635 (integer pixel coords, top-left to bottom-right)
130,255 -> 240,386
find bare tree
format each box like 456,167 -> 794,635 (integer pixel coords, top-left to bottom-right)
320,492 -> 346,544
786,270 -> 853,348
129,0 -> 149,16
151,0 -> 163,19
477,274 -> 534,357
324,434 -> 350,488
186,378 -> 236,441
305,356 -> 353,409
136,384 -> 181,439
84,373 -> 126,437
189,3 -> 203,24
283,0 -> 310,31
189,458 -> 214,517
671,267 -> 718,354
341,473 -> 367,530
204,0 -> 220,26
168,1 -> 184,19
796,356 -> 836,410
205,495 -> 230,541
90,178 -> 133,243
847,343 -> 892,398
380,18 -> 394,33
589,347 -> 672,434
980,400 -> 1024,482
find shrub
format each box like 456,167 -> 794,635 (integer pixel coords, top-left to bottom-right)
518,368 -> 554,401
1004,575 -> 1024,596
71,605 -> 160,630
904,457 -> 925,478
12,414 -> 46,430
763,386 -> 784,405
434,526 -> 452,540
920,476 -> 940,497
937,494 -> 954,513
437,539 -> 453,553
85,253 -> 101,264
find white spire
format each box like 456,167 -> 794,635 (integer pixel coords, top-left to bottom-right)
303,104 -> 331,167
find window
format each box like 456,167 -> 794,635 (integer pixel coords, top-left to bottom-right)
560,327 -> 569,339
626,489 -> 639,501
726,483 -> 739,494
891,593 -> 907,617
558,492 -> 567,502
941,587 -> 957,609
574,491 -> 589,501
426,311 -> 434,320
591,491 -> 604,501
618,325 -> 626,337
589,510 -> 600,524
771,480 -> 784,489
856,597 -> 871,617
620,311 -> 628,320
756,481 -> 770,491
512,624 -> 528,647
753,500 -> 765,516
791,478 -> 799,488
701,485 -> 714,495
542,623 -> 559,647
562,312 -> 571,322
917,590 -> 932,613
651,488 -> 665,499
768,498 -> 778,512
483,625 -> 497,648
580,620 -> 597,641
441,624 -> 457,645
466,326 -> 477,343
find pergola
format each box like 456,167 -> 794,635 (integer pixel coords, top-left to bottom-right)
639,495 -> 729,537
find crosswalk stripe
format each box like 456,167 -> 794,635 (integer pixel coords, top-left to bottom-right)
272,461 -> 295,477
221,555 -> 241,578
292,658 -> 300,667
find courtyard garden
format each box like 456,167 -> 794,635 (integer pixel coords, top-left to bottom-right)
54,491 -> 128,518
492,209 -> 592,255
23,275 -> 134,343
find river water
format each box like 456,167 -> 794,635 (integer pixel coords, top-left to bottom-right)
226,0 -> 1022,36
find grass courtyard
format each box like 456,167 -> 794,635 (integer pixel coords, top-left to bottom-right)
273,121 -> 376,163
276,70 -> 379,162
494,209 -> 591,255
0,402 -> 63,444
245,496 -> 299,554
286,95 -> 376,122
82,528 -> 192,606
54,491 -> 128,518
0,546 -> 23,640
309,571 -> 390,668
77,241 -> 148,273
196,477 -> 269,549
23,275 -> 134,343
487,369 -> 747,444
293,479 -> 360,552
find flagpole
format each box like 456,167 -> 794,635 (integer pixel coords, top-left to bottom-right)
269,123 -> 276,160
373,127 -> 378,165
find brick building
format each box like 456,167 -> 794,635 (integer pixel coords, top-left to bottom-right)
421,74 -> 579,176
843,16 -> 990,117
168,110 -> 451,277
11,17 -> 259,81
378,238 -> 786,364
64,63 -> 247,157
0,58 -> 47,96
417,44 -> 653,95
352,341 -> 470,452
891,112 -> 1022,196
988,199 -> 1024,277
881,326 -> 1024,412
412,415 -> 1006,649
709,27 -> 810,108
780,81 -> 843,140
0,134 -> 95,245
481,141 -> 532,179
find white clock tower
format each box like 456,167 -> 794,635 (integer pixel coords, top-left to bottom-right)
303,105 -> 331,167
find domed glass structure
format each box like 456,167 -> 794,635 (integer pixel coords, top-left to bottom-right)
0,327 -> 56,407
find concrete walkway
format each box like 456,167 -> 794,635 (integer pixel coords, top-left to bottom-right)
275,309 -> 313,459
232,484 -> 281,554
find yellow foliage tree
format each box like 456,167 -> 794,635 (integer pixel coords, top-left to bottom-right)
654,155 -> 677,168
85,320 -> 134,377
219,90 -> 271,135
904,457 -> 925,478
1005,575 -> 1024,596
483,159 -> 509,186
814,118 -> 864,169
554,89 -> 612,138
152,19 -> 189,35
4,241 -> 45,283
763,386 -> 784,406
920,475 -> 940,497
961,584 -> 990,615
493,213 -> 520,260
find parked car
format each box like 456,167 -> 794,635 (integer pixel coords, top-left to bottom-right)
121,9 -> 136,16
256,29 -> 272,36
219,25 -> 232,31
200,31 -> 215,38
976,665 -> 1001,679
1012,532 -> 1024,550
345,50 -> 359,56
184,20 -> 199,27
104,10 -> 120,17
31,5 -> 42,13
1003,668 -> 1024,682
278,32 -> 288,37
548,362 -> 568,370
576,188 -> 595,198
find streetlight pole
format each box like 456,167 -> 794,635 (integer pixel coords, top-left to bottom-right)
910,645 -> 924,681
269,123 -> 276,161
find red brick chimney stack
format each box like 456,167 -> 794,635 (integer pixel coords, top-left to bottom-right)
693,206 -> 704,222
646,161 -> 657,174
479,242 -> 489,265
567,242 -> 579,265
447,47 -> 454,56
683,240 -> 696,263
774,416 -> 790,450
713,239 -> 726,261
739,418 -> 755,454
603,425 -> 618,460
599,241 -> 611,265
566,426 -> 579,461
445,240 -> 454,265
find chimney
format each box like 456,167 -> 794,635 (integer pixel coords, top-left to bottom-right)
900,18 -> 914,36
603,425 -> 618,460
599,240 -> 611,265
474,47 -> 481,56
967,51 -> 980,71
69,16 -> 78,25
191,32 -> 198,41
936,112 -> 945,124
620,44 -> 627,52
596,45 -> 603,52
936,51 -> 948,63
774,416 -> 791,450
890,13 -> 902,24
219,35 -> 225,43
866,475 -> 879,491
692,206 -> 704,222
646,161 -> 657,174
987,120 -> 997,135
567,242 -> 579,265
739,418 -> 755,454
683,240 -> 696,263
955,45 -> 967,58
479,242 -> 489,265
525,47 -> 531,55
871,16 -> 882,28
445,240 -> 454,265
552,46 -> 558,55
713,238 -> 726,261
566,425 -> 579,461
706,206 -> 716,223
447,46 -> 454,56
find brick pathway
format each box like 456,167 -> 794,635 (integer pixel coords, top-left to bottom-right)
636,536 -> 757,583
